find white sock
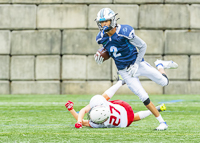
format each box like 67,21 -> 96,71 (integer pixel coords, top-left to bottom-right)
137,110 -> 152,120
103,81 -> 122,99
157,65 -> 164,70
156,114 -> 165,123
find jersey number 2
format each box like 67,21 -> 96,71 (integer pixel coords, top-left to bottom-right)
110,46 -> 121,58
109,105 -> 121,126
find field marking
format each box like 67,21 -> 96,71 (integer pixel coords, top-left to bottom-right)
0,132 -> 200,136
158,99 -> 184,104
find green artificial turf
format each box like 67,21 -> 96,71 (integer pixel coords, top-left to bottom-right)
0,94 -> 200,142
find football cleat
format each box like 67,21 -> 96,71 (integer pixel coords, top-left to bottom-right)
156,103 -> 166,112
116,72 -> 126,85
154,59 -> 178,69
155,122 -> 168,131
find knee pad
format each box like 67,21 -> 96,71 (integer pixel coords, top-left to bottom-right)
162,74 -> 169,85
143,98 -> 150,106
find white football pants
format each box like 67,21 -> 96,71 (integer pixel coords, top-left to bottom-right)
118,61 -> 168,102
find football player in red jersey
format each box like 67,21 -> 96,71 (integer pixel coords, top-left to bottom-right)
65,78 -> 166,129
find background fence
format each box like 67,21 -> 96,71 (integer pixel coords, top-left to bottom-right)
0,0 -> 200,95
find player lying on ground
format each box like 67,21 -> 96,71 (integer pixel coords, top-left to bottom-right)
65,80 -> 166,130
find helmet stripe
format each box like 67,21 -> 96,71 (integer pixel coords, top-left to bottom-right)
100,8 -> 105,19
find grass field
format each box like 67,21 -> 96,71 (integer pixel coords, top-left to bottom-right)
0,94 -> 200,142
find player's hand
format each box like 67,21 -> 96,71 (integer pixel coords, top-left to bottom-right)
75,122 -> 82,128
94,53 -> 104,65
127,63 -> 139,77
65,100 -> 74,111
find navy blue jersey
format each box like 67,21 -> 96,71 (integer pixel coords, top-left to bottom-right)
96,24 -> 138,70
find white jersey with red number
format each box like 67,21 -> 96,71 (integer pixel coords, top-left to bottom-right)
89,95 -> 128,128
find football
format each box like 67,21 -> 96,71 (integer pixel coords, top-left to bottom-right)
95,47 -> 110,61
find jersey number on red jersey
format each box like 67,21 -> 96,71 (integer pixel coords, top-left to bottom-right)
109,105 -> 121,126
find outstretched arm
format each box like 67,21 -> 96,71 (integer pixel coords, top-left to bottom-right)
65,101 -> 90,127
69,109 -> 78,121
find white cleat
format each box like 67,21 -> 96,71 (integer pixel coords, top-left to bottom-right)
154,59 -> 178,69
155,122 -> 168,131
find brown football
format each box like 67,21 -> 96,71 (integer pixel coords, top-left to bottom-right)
95,47 -> 110,61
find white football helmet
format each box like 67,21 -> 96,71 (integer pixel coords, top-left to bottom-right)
88,105 -> 111,124
95,8 -> 118,33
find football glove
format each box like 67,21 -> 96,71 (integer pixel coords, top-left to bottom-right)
94,53 -> 104,65
65,100 -> 74,111
127,63 -> 138,77
75,122 -> 82,128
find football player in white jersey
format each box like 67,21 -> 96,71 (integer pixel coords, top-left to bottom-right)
65,79 -> 166,129
94,8 -> 178,130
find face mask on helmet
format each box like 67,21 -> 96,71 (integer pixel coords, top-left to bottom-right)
95,8 -> 119,33
87,105 -> 111,124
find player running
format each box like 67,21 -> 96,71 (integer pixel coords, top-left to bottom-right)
94,8 -> 178,130
65,79 -> 166,129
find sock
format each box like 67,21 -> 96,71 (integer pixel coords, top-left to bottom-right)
137,110 -> 152,120
103,81 -> 122,99
157,64 -> 164,70
156,114 -> 165,123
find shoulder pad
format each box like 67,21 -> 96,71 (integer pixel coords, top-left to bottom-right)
117,24 -> 135,39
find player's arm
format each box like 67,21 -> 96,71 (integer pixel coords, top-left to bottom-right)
75,104 -> 91,128
69,108 -> 89,126
77,105 -> 91,123
65,101 -> 90,128
120,26 -> 147,77
129,35 -> 147,65
123,25 -> 147,65
127,34 -> 147,77
69,109 -> 78,120
65,100 -> 79,121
